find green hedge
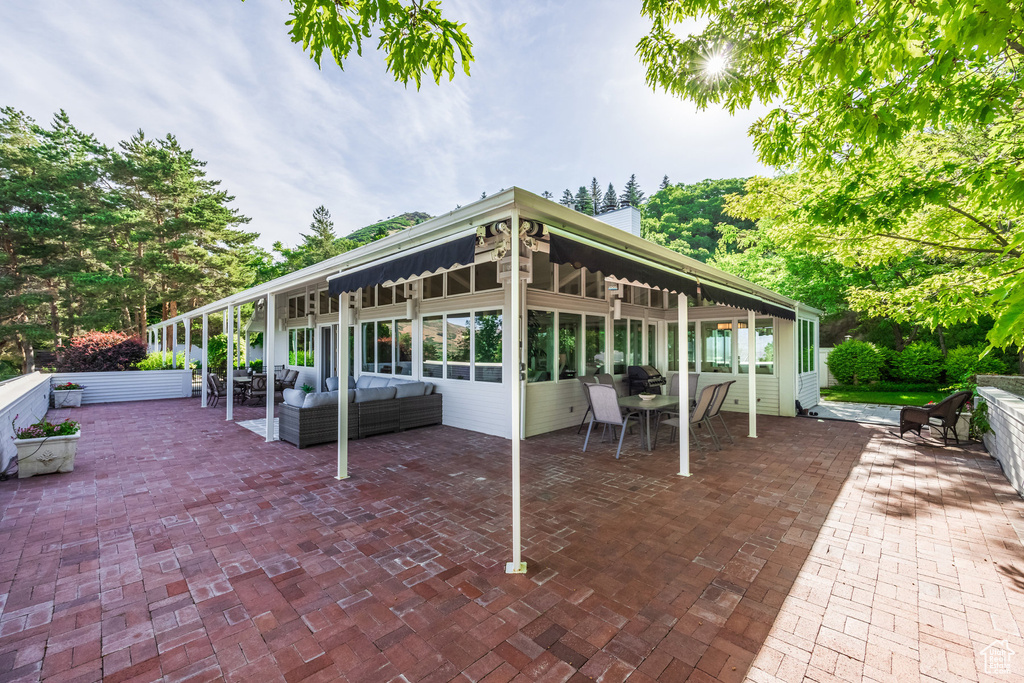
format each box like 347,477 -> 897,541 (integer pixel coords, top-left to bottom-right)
894,341 -> 945,383
827,340 -> 884,385
945,345 -> 1008,382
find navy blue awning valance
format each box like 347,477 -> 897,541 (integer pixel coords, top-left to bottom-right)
328,234 -> 477,295
548,233 -> 699,298
700,282 -> 796,321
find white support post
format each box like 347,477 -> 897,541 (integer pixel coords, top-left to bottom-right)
161,325 -> 167,366
337,294 -> 349,480
748,309 -> 757,438
265,296 -> 276,442
226,305 -> 234,421
184,318 -> 191,371
171,321 -> 177,369
678,294 -> 690,476
237,305 -> 243,369
507,209 -> 526,574
201,314 -> 209,407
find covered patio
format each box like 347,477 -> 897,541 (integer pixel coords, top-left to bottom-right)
1,399 -> 1022,682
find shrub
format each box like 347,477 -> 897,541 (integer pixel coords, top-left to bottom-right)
56,332 -> 147,372
894,341 -> 945,383
827,340 -> 884,385
134,352 -> 189,371
876,347 -> 899,381
945,345 -> 1009,382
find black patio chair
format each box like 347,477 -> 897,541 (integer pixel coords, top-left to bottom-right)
899,390 -> 972,445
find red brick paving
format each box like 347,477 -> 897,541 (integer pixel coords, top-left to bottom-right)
0,400 -> 1022,682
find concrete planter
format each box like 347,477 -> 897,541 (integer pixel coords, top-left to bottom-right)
15,432 -> 81,478
52,389 -> 83,408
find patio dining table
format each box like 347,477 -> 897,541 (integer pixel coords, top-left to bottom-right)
233,376 -> 252,403
618,394 -> 679,451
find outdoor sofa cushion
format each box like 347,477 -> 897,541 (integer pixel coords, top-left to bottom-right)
283,388 -> 306,407
355,386 -> 397,403
394,382 -> 426,398
355,376 -> 374,389
368,376 -> 391,388
303,390 -> 338,409
325,377 -> 340,391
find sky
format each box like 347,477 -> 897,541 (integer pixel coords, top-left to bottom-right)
0,0 -> 769,250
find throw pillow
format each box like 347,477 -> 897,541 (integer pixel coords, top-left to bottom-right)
368,376 -> 390,388
325,377 -> 340,391
355,375 -> 373,389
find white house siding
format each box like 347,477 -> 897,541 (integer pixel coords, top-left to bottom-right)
797,372 -> 820,410
49,370 -> 192,404
524,380 -> 592,438
433,380 -> 511,438
694,373 -> 780,415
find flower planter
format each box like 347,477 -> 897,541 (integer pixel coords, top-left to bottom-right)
15,433 -> 81,478
53,389 -> 84,408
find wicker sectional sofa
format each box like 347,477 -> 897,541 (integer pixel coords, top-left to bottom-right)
278,377 -> 443,449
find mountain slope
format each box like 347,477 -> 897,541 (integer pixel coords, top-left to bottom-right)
346,212 -> 432,243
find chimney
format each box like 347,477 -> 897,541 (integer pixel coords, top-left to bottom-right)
595,205 -> 641,237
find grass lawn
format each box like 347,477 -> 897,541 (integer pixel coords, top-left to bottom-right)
820,388 -> 947,405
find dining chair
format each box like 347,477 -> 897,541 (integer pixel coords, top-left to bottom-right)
582,384 -> 641,459
207,373 -> 224,408
249,373 -> 268,406
576,376 -> 599,433
704,380 -> 736,448
654,383 -> 718,450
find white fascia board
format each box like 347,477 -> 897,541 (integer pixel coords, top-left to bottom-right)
511,187 -> 812,313
152,190 -> 519,329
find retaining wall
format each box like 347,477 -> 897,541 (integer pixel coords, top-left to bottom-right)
977,386 -> 1024,497
49,370 -> 192,405
0,373 -> 51,474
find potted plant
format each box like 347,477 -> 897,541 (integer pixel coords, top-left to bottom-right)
300,383 -> 314,394
52,381 -> 85,408
12,416 -> 81,478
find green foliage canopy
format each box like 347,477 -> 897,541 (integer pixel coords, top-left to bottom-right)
638,0 -> 1024,349
275,0 -> 474,88
827,340 -> 883,385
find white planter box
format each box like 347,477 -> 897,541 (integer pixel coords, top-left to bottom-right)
15,432 -> 81,478
53,389 -> 83,408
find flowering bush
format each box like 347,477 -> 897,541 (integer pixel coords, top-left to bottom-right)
13,416 -> 81,440
56,332 -> 147,372
52,382 -> 84,391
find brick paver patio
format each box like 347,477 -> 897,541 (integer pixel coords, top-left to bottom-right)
1,400 -> 1022,682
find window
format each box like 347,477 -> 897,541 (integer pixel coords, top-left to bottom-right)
702,321 -> 733,373
648,324 -> 656,366
422,274 -> 444,299
361,319 -> 411,374
629,320 -> 643,366
377,284 -> 393,307
613,319 -> 627,374
475,261 -> 500,291
422,316 -> 444,378
527,310 -> 555,382
446,313 -> 471,380
668,322 -> 696,372
633,287 -> 649,307
558,263 -> 581,296
318,290 -> 339,315
394,284 -> 407,303
361,287 -> 375,309
448,268 -> 471,296
800,319 -> 815,373
395,320 -> 413,375
585,270 -> 605,299
376,321 -> 393,372
558,313 -> 581,379
287,294 -> 306,319
585,315 -> 605,375
738,319 -> 775,374
474,311 -> 502,382
529,251 -> 553,291
289,328 -> 314,367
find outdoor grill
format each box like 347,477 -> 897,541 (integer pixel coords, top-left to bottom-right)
627,365 -> 666,395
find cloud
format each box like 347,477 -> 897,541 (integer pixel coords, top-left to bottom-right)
0,0 -> 770,249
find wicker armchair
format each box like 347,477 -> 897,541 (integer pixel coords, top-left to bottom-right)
899,391 -> 972,445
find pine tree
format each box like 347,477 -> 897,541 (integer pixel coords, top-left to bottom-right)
602,183 -> 619,212
660,175 -> 670,191
620,174 -> 645,207
589,178 -> 603,215
274,205 -> 355,272
574,186 -> 594,215
541,190 -> 553,200
559,189 -> 576,208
